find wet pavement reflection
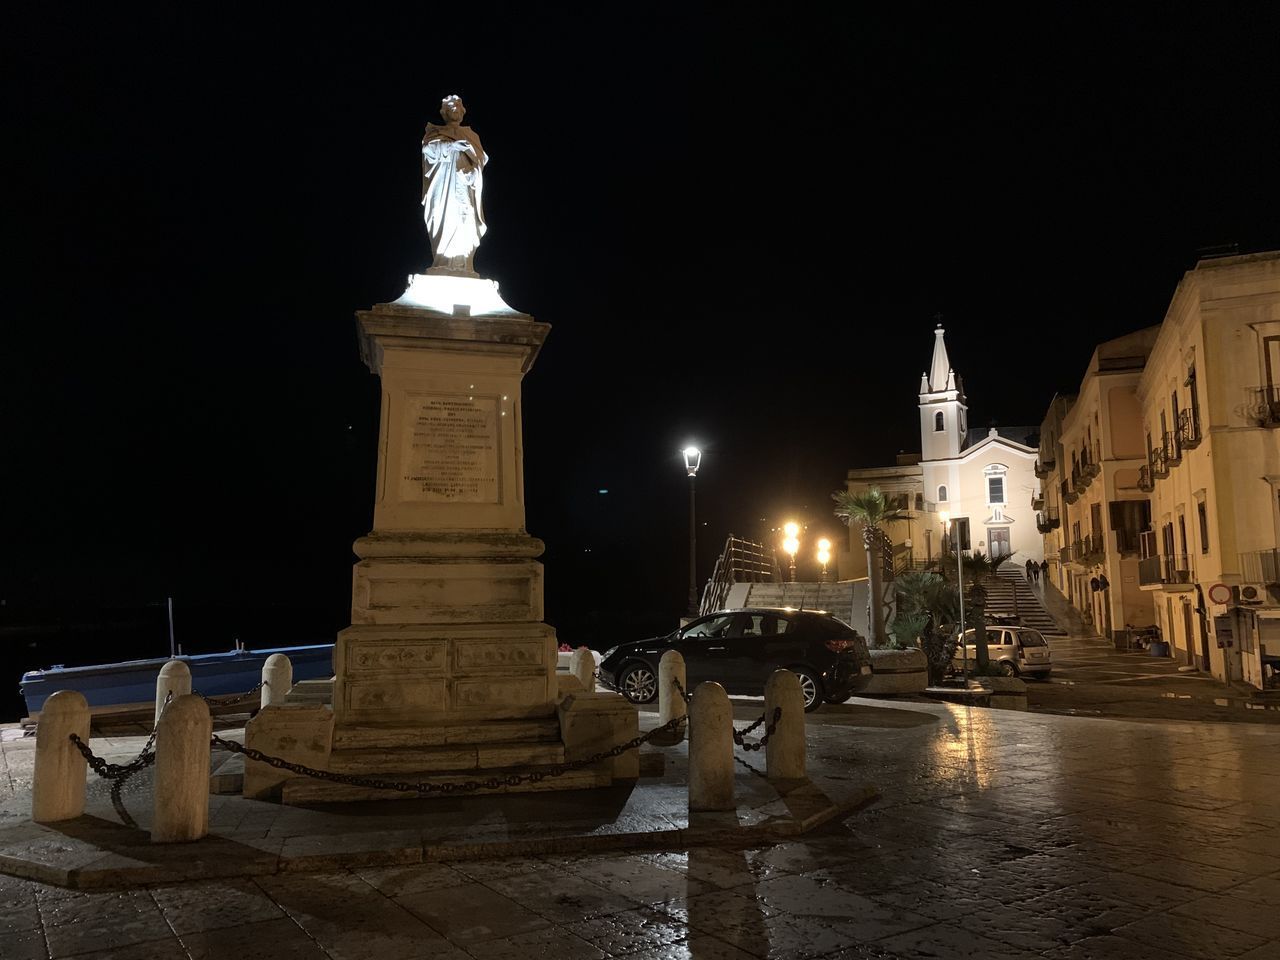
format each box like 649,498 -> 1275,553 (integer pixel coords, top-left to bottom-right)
2,698 -> 1280,958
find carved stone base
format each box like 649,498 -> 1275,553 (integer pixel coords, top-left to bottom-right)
333,622 -> 557,726
350,558 -> 544,625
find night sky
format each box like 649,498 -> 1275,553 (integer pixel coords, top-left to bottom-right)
3,6 -> 1279,716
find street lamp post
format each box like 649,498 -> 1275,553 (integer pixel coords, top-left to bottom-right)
782,522 -> 800,582
683,446 -> 701,617
816,538 -> 831,583
941,511 -> 967,679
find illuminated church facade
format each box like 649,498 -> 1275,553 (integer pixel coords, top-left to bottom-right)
840,326 -> 1045,576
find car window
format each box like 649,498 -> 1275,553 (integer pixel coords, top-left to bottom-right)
682,615 -> 735,639
1018,629 -> 1048,647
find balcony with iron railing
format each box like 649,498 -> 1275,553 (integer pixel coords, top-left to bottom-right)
1059,545 -> 1072,565
1080,442 -> 1101,481
1137,464 -> 1154,492
1240,548 -> 1280,584
1138,553 -> 1194,590
1163,430 -> 1182,468
1067,534 -> 1105,567
1177,408 -> 1202,450
1149,444 -> 1170,479
1031,489 -> 1044,510
1036,505 -> 1061,534
1246,386 -> 1280,427
1034,456 -> 1055,479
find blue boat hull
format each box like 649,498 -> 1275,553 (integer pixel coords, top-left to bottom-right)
19,644 -> 334,715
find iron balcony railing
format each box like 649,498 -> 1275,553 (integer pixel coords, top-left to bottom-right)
1163,429 -> 1182,467
1059,545 -> 1072,565
1034,457 -> 1054,479
1036,506 -> 1061,534
1246,386 -> 1280,427
1240,548 -> 1280,584
1138,554 -> 1192,587
1137,464 -> 1154,492
1177,408 -> 1202,450
1069,535 -> 1105,566
1031,490 -> 1045,510
1149,443 -> 1170,479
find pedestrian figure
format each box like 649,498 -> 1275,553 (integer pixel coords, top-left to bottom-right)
1040,559 -> 1049,583
1033,563 -> 1041,583
1025,558 -> 1034,580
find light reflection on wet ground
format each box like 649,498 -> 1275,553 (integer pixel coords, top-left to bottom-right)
3,699 -> 1280,958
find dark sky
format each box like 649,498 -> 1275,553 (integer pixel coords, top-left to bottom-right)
3,6 -> 1279,699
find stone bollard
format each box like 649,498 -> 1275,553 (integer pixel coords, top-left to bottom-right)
152,694 -> 212,843
570,647 -> 595,692
653,650 -> 688,745
261,653 -> 293,709
156,659 -> 192,727
764,670 -> 806,781
688,682 -> 734,812
32,690 -> 91,823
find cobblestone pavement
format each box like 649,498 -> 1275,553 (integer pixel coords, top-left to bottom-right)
3,699 -> 1280,959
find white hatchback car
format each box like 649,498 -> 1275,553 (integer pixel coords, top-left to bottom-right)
952,626 -> 1052,678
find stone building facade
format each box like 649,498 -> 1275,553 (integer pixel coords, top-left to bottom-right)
1134,251 -> 1280,687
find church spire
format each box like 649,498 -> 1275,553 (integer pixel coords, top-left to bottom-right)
929,324 -> 951,392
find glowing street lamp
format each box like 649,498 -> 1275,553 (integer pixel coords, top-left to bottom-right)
782,522 -> 800,582
816,538 -> 832,582
940,511 -> 967,678
683,446 -> 702,616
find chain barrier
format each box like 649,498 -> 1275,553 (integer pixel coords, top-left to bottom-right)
732,706 -> 782,753
193,680 -> 266,706
671,676 -> 692,704
68,693 -> 173,828
592,670 -> 621,694
210,712 -> 687,797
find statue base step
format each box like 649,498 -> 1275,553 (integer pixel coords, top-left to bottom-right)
279,760 -> 616,804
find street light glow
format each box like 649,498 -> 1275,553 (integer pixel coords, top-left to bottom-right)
682,446 -> 702,477
784,522 -> 799,538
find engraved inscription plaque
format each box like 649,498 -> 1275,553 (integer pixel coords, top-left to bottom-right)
401,393 -> 499,502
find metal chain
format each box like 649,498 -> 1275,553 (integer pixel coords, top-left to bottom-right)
68,693 -> 173,828
193,680 -> 265,705
210,713 -> 687,796
733,706 -> 782,752
671,676 -> 692,704
592,670 -> 621,694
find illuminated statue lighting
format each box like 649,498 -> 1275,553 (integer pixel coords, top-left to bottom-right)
396,95 -> 517,316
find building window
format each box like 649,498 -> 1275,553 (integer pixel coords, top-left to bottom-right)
915,493 -> 924,511
987,476 -> 1005,505
1197,501 -> 1209,554
937,484 -> 948,502
934,411 -> 945,432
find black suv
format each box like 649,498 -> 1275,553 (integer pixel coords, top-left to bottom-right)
598,608 -> 873,712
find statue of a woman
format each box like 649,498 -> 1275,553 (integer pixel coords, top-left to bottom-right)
421,95 -> 487,274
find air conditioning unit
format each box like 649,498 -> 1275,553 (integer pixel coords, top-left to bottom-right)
1236,584 -> 1266,605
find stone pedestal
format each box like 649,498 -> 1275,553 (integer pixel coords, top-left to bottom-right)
257,273 -> 635,802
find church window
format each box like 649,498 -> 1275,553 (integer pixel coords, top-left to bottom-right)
937,484 -> 948,502
988,476 -> 1005,505
934,411 -> 945,431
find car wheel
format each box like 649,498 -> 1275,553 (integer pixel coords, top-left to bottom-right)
618,662 -> 658,704
999,660 -> 1019,678
790,668 -> 824,713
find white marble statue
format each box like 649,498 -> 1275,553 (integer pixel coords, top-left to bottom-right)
421,95 -> 487,274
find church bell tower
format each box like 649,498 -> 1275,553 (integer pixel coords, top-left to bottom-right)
918,324 -> 967,463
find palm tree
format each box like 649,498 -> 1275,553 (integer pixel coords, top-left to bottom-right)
892,569 -> 961,683
832,487 -> 906,648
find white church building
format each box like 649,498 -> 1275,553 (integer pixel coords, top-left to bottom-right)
841,326 -> 1044,577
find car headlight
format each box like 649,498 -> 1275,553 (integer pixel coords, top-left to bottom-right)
601,646 -> 619,660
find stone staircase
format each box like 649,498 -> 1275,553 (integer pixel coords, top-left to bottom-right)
735,582 -> 857,625
985,565 -> 1065,636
